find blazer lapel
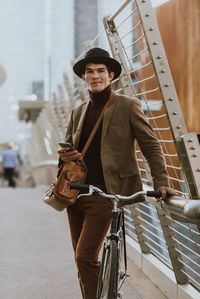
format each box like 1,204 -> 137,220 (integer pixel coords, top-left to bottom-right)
101,93 -> 118,143
73,101 -> 90,148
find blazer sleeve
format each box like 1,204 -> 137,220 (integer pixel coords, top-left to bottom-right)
64,109 -> 74,144
129,98 -> 169,190
57,109 -> 74,170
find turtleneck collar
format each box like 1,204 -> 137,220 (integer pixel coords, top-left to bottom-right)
89,84 -> 112,106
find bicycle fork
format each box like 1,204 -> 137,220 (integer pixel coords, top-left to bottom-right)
106,202 -> 128,298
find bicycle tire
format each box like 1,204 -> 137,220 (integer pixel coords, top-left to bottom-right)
96,244 -> 107,298
117,227 -> 126,291
97,239 -> 119,299
107,239 -> 118,298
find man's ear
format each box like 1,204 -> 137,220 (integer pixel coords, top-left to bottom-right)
109,71 -> 115,81
81,73 -> 85,80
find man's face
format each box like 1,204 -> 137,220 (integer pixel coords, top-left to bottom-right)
82,63 -> 114,93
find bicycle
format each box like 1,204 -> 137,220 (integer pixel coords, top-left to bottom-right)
70,183 -> 162,299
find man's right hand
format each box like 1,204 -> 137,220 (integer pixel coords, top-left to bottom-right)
57,147 -> 82,162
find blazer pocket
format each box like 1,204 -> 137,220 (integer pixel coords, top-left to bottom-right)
119,167 -> 139,178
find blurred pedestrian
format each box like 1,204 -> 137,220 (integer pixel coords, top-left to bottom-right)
2,143 -> 19,187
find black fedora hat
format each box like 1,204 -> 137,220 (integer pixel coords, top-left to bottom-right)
73,47 -> 122,80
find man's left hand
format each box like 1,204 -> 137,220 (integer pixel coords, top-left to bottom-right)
156,186 -> 179,202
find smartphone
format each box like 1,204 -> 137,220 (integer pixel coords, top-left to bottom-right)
59,142 -> 75,151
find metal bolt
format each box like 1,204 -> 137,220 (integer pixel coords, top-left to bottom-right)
191,146 -> 196,150
153,41 -> 158,45
192,154 -> 198,157
149,27 -> 154,31
142,0 -> 146,3
145,13 -> 150,17
169,98 -> 174,101
173,112 -> 177,115
197,169 -> 200,172
188,139 -> 193,142
177,125 -> 181,129
165,84 -> 170,87
161,69 -> 166,73
157,55 -> 162,59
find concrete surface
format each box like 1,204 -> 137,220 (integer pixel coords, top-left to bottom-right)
0,186 -> 167,299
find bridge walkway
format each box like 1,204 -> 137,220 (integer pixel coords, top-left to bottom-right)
0,187 -> 167,299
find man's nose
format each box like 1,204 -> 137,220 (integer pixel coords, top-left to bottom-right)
92,71 -> 99,78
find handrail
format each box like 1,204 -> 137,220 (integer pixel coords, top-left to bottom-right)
107,0 -> 131,22
158,196 -> 200,220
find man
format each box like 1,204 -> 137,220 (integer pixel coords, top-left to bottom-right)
2,143 -> 19,187
58,48 -> 178,299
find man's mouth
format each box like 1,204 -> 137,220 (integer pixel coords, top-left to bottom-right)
91,82 -> 101,85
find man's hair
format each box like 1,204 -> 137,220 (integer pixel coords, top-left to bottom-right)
106,64 -> 112,74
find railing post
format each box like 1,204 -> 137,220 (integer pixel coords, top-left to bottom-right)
156,207 -> 188,284
71,59 -> 88,103
103,16 -> 137,96
57,84 -> 69,129
57,84 -> 65,102
52,92 -> 65,138
71,40 -> 95,103
63,72 -> 75,109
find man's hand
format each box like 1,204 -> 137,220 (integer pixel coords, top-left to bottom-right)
57,146 -> 82,162
156,186 -> 179,202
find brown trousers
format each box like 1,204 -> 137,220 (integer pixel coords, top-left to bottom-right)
67,193 -> 113,299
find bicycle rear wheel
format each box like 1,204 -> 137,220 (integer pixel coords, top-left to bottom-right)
96,239 -> 119,299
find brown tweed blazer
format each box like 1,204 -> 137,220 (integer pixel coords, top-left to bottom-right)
65,92 -> 169,196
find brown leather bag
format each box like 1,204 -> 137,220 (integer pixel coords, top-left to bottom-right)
53,160 -> 87,204
42,93 -> 116,211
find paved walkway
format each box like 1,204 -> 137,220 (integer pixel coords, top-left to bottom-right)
0,187 -> 166,299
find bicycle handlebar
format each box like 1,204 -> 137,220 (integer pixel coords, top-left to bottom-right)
146,190 -> 162,198
69,183 -> 162,205
70,183 -> 90,192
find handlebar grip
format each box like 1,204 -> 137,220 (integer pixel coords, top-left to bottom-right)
69,183 -> 90,192
146,191 -> 162,198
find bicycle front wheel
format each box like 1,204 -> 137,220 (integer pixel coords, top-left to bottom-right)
97,239 -> 119,299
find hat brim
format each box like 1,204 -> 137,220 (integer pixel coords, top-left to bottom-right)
73,56 -> 122,80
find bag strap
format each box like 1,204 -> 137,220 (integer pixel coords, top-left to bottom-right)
81,92 -> 117,158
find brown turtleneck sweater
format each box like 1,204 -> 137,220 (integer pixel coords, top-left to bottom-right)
77,85 -> 112,187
